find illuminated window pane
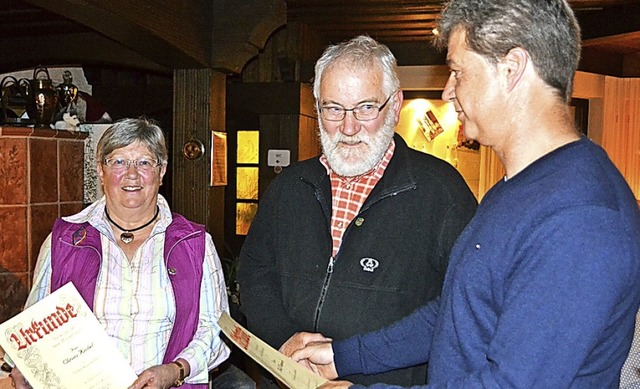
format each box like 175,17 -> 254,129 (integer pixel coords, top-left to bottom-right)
237,130 -> 259,164
237,167 -> 259,200
236,202 -> 258,235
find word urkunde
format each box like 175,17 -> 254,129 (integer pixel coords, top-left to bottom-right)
8,304 -> 78,350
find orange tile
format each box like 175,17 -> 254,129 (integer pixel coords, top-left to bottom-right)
0,138 -> 27,205
30,128 -> 56,138
55,130 -> 88,140
0,206 -> 27,272
29,138 -> 58,203
0,127 -> 32,137
29,204 -> 58,272
61,202 -> 84,217
59,140 -> 84,202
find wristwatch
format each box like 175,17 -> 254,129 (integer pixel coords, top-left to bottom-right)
171,360 -> 186,387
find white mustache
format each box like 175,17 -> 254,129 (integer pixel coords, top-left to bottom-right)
334,134 -> 367,146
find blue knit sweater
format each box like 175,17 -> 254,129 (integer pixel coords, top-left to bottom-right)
334,138 -> 640,388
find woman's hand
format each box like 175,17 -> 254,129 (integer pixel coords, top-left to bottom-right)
10,367 -> 33,389
127,360 -> 187,389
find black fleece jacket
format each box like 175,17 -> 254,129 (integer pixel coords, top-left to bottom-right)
237,134 -> 477,386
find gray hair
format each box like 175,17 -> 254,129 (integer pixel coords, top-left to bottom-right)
313,35 -> 400,100
97,118 -> 168,165
434,0 -> 581,102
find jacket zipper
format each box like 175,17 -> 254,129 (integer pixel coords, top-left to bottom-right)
358,186 -> 414,214
307,176 -> 415,331
313,256 -> 335,331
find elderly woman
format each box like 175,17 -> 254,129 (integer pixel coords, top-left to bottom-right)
11,118 -> 230,389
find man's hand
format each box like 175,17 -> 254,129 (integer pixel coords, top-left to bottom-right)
10,367 -> 33,389
289,336 -> 338,380
279,332 -> 332,357
273,332 -> 334,388
128,360 -> 188,389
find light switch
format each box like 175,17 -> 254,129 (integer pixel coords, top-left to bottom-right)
267,149 -> 291,167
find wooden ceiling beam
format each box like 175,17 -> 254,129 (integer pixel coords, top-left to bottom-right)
20,0 -> 287,73
288,7 -> 442,18
311,22 -> 437,31
582,31 -> 640,54
211,0 -> 286,73
576,3 -> 640,39
569,0 -> 638,8
0,32 -> 166,74
23,0 -> 212,69
287,0 -> 443,6
288,10 -> 438,23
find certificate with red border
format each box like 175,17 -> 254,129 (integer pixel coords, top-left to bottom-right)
0,282 -> 137,388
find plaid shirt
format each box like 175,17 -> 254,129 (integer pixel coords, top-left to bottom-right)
320,139 -> 395,257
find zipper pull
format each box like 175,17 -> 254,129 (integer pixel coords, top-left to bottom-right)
327,257 -> 335,273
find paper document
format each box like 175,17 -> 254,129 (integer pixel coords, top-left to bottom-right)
0,282 -> 137,389
218,312 -> 327,389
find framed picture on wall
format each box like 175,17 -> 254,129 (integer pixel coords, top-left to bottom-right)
418,109 -> 444,142
211,131 -> 227,186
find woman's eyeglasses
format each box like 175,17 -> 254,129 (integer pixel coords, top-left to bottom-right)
102,158 -> 162,173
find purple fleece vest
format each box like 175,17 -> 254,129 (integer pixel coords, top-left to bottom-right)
50,213 -> 207,389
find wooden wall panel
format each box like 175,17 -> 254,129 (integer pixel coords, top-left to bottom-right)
602,77 -> 640,201
298,115 -> 320,162
478,146 -> 505,201
173,69 -> 227,250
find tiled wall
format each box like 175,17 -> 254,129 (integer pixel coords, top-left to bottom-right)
0,127 -> 86,323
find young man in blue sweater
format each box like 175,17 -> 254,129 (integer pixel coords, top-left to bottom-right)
283,0 -> 640,388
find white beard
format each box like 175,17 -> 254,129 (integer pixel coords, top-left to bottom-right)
319,109 -> 396,177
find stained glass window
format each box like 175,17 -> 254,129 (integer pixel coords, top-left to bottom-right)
236,130 -> 259,235
236,202 -> 259,235
236,167 -> 259,200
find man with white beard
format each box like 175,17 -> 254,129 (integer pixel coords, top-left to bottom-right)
236,35 -> 477,389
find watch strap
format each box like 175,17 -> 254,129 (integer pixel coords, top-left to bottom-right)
171,360 -> 186,387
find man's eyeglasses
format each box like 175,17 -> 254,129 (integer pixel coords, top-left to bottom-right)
102,158 -> 162,173
318,93 -> 394,122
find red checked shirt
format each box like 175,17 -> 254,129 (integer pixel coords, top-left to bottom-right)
320,139 -> 395,257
